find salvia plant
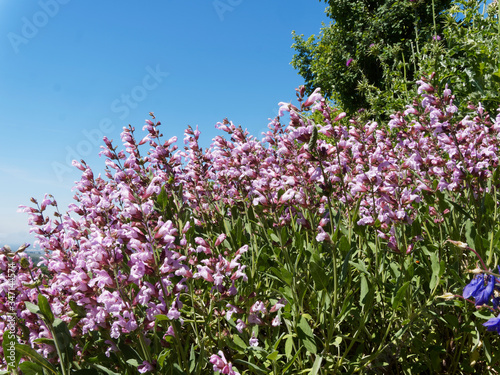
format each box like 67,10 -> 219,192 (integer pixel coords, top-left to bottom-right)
1,75 -> 500,373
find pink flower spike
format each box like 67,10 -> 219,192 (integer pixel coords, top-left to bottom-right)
72,160 -> 86,171
303,87 -> 323,107
210,351 -> 241,375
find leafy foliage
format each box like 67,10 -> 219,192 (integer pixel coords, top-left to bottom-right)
292,0 -> 452,117
1,78 -> 500,373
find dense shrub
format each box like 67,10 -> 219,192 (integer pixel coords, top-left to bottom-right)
1,77 -> 500,373
292,0 -> 499,121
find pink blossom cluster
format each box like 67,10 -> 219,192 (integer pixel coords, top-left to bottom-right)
1,77 -> 500,371
184,77 -> 500,246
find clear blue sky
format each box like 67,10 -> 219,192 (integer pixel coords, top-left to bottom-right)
0,1 -> 329,249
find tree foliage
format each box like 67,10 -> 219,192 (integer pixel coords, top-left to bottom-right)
291,0 -> 452,116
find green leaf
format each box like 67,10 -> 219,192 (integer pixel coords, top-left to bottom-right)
53,318 -> 72,351
126,359 -> 140,367
270,266 -> 293,286
392,281 -> 411,310
156,186 -> 169,211
283,346 -> 302,373
155,314 -> 170,321
309,355 -> 323,375
68,316 -> 82,330
285,335 -> 294,359
267,350 -> 279,361
38,294 -> 54,324
172,363 -> 187,375
15,344 -> 58,374
158,348 -> 172,367
429,252 -> 445,292
233,359 -> 267,374
189,345 -> 196,373
297,315 -> 317,354
232,335 -> 248,351
91,364 -> 121,375
24,301 -> 41,316
3,330 -> 20,370
349,260 -> 368,274
118,341 -> 141,363
33,338 -> 55,345
359,274 -> 374,311
69,300 -> 86,317
18,361 -> 45,375
308,125 -> 318,152
310,261 -> 329,290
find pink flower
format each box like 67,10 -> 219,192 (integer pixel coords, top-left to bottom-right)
236,319 -> 246,333
249,333 -> 259,347
303,88 -> 323,107
138,361 -> 154,373
215,233 -> 227,246
210,351 -> 240,375
346,58 -> 353,67
272,315 -> 281,326
250,301 -> 267,314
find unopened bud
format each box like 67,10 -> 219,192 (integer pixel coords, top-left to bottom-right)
470,267 -> 483,274
437,292 -> 455,300
446,240 -> 468,249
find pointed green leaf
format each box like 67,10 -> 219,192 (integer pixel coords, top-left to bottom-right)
24,301 -> 41,316
392,281 -> 411,310
126,359 -> 140,367
15,344 -> 58,374
308,125 -> 318,152
33,337 -> 55,345
3,330 -> 20,369
285,335 -> 294,359
233,359 -> 267,374
232,335 -> 247,351
38,294 -> 54,324
309,355 -> 323,375
18,361 -> 45,375
69,300 -> 86,317
310,262 -> 329,290
155,314 -> 170,321
267,350 -> 279,361
53,318 -> 72,354
297,315 -> 317,354
91,364 -> 121,375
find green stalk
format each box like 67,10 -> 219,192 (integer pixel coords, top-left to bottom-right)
487,184 -> 497,267
44,320 -> 68,375
431,0 -> 438,40
318,160 -> 338,314
498,0 -> 500,70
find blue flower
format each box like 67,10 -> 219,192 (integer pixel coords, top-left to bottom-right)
483,316 -> 500,334
463,274 -> 484,299
463,274 -> 496,306
475,275 -> 496,306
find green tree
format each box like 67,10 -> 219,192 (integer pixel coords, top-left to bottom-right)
418,0 -> 500,113
292,0 -> 452,117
